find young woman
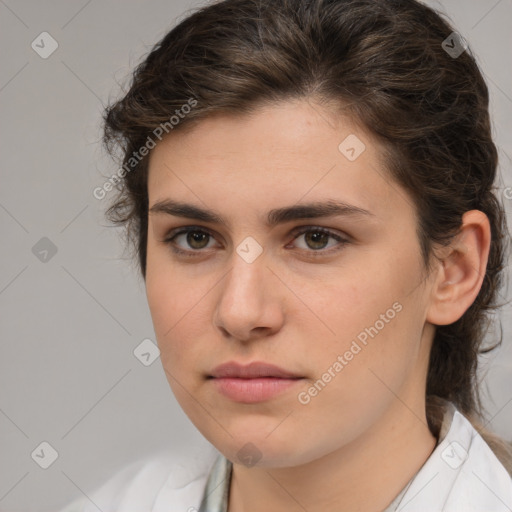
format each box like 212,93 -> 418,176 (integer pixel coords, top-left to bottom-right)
63,0 -> 512,510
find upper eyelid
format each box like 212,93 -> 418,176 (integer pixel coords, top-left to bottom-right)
165,224 -> 345,237
164,225 -> 219,242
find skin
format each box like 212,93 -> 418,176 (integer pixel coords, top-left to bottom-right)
145,99 -> 490,512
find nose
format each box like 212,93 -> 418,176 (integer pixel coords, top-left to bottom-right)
213,250 -> 285,343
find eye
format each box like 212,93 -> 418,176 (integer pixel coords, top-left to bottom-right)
288,226 -> 349,254
164,227 -> 219,256
163,225 -> 349,258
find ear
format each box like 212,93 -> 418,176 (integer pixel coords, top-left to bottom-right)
426,210 -> 491,326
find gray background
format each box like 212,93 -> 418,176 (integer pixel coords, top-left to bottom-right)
0,1 -> 511,510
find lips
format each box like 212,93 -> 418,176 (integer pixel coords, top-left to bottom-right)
209,361 -> 303,379
208,361 -> 304,403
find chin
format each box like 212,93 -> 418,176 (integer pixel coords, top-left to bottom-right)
206,426 -> 312,468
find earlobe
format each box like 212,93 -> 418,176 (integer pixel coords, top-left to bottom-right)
426,210 -> 491,326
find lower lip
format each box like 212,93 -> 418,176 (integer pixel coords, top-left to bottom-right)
211,377 -> 303,403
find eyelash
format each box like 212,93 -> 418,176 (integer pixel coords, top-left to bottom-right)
163,225 -> 349,258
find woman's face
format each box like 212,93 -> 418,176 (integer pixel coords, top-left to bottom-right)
145,99 -> 437,467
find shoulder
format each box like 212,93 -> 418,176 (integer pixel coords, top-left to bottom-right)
443,410 -> 512,511
401,407 -> 512,511
58,443 -> 219,512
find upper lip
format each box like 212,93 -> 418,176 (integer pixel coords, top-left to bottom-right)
209,361 -> 303,379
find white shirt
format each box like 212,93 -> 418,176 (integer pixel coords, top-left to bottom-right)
60,404 -> 512,511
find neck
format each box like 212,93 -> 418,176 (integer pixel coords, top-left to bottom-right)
227,400 -> 437,512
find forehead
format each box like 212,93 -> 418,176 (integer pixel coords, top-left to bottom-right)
147,100 -> 412,226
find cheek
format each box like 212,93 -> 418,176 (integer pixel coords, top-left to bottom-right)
293,310 -> 420,454
301,258 -> 423,394
299,265 -> 400,349
145,257 -> 192,361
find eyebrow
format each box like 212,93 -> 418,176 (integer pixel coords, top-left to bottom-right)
149,199 -> 375,228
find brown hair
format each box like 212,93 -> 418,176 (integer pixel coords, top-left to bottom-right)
102,0 -> 511,470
